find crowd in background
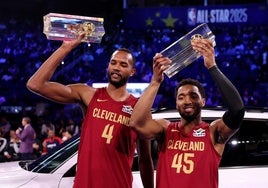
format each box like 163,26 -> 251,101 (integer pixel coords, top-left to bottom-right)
0,12 -> 268,161
0,114 -> 81,162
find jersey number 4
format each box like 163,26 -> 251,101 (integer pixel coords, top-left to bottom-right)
172,153 -> 194,174
101,124 -> 114,144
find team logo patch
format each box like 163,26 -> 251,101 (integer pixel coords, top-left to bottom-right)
193,128 -> 206,137
122,105 -> 133,115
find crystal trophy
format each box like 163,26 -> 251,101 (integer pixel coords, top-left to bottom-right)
162,23 -> 216,78
43,13 -> 105,43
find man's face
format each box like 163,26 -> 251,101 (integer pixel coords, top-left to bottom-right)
48,130 -> 55,138
21,118 -> 26,126
107,50 -> 135,88
176,84 -> 205,122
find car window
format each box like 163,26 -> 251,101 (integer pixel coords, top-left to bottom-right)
22,133 -> 146,174
26,134 -> 80,173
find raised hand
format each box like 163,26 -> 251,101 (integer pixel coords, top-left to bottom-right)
152,53 -> 171,83
191,39 -> 216,69
61,32 -> 86,51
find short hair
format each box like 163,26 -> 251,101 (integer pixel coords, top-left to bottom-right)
175,78 -> 206,98
23,117 -> 31,124
116,48 -> 136,67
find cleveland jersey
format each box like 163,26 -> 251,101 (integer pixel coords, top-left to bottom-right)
73,88 -> 138,188
156,121 -> 221,188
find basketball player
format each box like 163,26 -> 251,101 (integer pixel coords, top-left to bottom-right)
27,33 -> 154,188
130,38 -> 245,188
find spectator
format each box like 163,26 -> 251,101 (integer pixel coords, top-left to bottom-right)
16,117 -> 36,160
0,116 -> 11,139
0,136 -> 7,153
0,136 -> 7,162
42,129 -> 62,155
65,118 -> 80,136
61,129 -> 73,142
40,120 -> 55,140
1,130 -> 20,162
32,137 -> 42,159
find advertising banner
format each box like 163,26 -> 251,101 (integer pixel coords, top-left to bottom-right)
123,4 -> 268,29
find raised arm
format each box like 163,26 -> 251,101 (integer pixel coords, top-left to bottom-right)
192,39 -> 245,149
130,53 -> 171,139
26,33 -> 88,104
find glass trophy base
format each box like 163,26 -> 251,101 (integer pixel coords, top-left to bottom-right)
43,13 -> 105,44
162,23 -> 216,78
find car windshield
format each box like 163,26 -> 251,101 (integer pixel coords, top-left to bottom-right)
24,134 -> 80,173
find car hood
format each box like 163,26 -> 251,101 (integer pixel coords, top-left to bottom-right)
0,161 -> 37,188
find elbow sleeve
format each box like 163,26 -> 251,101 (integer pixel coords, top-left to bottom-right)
209,65 -> 245,129
222,108 -> 245,129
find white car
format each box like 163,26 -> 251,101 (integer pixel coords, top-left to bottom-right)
0,108 -> 268,188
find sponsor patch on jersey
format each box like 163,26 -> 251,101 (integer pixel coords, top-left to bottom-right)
193,128 -> 206,137
122,105 -> 133,115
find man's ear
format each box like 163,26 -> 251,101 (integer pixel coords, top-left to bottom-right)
130,68 -> 136,77
202,98 -> 206,107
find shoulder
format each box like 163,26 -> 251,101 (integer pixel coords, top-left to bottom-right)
28,125 -> 36,132
56,137 -> 62,142
69,83 -> 95,93
155,118 -> 170,132
69,83 -> 97,105
43,138 -> 49,143
209,118 -> 238,144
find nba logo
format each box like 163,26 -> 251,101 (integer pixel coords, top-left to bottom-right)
188,8 -> 197,26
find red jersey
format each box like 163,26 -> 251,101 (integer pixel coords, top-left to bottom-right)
42,136 -> 62,154
73,88 -> 138,188
156,121 -> 221,188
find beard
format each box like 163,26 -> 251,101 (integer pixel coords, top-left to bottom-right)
179,105 -> 202,122
107,72 -> 128,88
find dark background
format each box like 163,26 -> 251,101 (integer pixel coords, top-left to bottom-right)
1,0 -> 267,18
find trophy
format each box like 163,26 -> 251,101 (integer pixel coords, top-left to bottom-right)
162,23 -> 216,78
43,13 -> 105,43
